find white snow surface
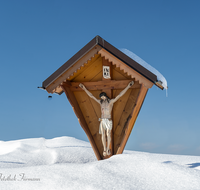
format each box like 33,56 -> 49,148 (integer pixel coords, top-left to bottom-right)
120,48 -> 168,90
0,136 -> 200,190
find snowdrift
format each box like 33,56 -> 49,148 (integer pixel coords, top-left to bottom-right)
0,136 -> 200,190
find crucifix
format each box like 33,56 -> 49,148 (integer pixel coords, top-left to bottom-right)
78,57 -> 134,157
79,80 -> 134,156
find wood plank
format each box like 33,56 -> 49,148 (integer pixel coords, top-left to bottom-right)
74,91 -> 103,158
116,84 -> 148,154
112,88 -> 132,132
68,54 -> 101,81
61,83 -> 102,160
86,90 -> 101,120
89,70 -> 102,82
74,91 -> 99,136
64,80 -> 140,91
113,88 -> 140,153
72,56 -> 102,82
88,70 -> 102,124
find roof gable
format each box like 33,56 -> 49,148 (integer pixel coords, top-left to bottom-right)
42,35 -> 162,94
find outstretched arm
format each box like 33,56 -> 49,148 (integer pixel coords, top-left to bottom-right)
111,81 -> 134,104
79,83 -> 101,104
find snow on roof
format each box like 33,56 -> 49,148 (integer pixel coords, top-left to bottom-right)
120,48 -> 168,90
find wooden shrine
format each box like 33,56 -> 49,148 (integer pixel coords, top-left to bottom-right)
40,36 -> 164,160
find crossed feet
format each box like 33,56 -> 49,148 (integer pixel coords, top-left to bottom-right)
103,149 -> 111,157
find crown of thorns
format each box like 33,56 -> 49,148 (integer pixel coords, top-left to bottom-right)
99,92 -> 108,98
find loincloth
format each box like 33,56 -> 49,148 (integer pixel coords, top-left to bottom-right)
99,118 -> 113,134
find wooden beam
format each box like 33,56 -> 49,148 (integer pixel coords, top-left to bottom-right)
61,83 -> 102,160
116,84 -> 148,154
63,80 -> 140,91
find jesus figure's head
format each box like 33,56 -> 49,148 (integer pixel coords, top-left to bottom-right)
99,92 -> 110,103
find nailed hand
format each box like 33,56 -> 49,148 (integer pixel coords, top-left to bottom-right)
129,81 -> 134,87
79,83 -> 85,89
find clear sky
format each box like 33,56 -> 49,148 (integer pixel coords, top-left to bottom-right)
0,0 -> 200,156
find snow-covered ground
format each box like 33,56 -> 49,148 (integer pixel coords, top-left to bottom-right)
0,137 -> 200,190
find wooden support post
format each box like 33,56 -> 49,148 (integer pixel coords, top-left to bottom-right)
61,83 -> 102,160
102,57 -> 113,157
102,57 -> 112,98
116,84 -> 148,154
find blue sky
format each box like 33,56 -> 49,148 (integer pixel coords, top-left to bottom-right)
0,0 -> 200,156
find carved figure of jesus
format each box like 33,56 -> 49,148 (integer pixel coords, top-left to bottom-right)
79,81 -> 134,157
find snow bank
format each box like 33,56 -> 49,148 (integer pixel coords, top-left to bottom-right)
120,48 -> 168,90
0,136 -> 200,190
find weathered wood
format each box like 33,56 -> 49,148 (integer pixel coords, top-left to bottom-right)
116,84 -> 148,154
61,83 -> 102,160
